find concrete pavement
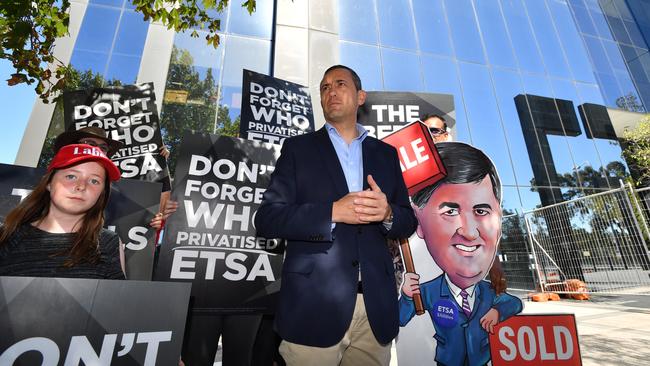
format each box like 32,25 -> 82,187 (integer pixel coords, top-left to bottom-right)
520,296 -> 650,366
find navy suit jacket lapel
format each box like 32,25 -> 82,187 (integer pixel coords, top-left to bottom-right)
362,137 -> 378,191
315,127 -> 349,197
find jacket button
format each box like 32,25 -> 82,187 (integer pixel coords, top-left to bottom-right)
351,260 -> 359,267
357,227 -> 362,234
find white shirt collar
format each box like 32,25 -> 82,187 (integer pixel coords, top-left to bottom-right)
444,273 -> 476,297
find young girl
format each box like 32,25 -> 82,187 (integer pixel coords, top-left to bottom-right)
0,144 -> 124,279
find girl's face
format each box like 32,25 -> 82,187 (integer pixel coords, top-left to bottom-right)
48,161 -> 106,217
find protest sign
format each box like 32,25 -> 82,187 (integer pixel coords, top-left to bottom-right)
239,69 -> 314,145
63,82 -> 171,191
0,276 -> 191,365
358,91 -> 455,139
490,314 -> 582,365
382,121 -> 446,196
154,132 -> 282,312
0,163 -> 160,280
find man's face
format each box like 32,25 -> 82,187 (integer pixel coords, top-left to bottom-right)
319,68 -> 366,124
414,175 -> 501,289
423,117 -> 450,143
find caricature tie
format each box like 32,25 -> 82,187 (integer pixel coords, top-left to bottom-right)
460,289 -> 472,318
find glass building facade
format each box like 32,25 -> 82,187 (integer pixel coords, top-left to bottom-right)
4,0 -> 650,213
339,0 -> 641,213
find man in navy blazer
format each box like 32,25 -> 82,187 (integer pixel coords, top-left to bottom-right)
255,65 -> 417,365
399,142 -> 523,366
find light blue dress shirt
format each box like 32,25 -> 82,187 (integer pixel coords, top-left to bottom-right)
325,122 -> 368,193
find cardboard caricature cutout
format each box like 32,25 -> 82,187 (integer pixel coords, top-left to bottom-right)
391,141 -> 524,366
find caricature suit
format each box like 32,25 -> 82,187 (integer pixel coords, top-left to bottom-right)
255,127 -> 417,347
399,275 -> 523,366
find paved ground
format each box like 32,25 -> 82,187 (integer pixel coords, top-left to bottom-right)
213,292 -> 650,365
390,291 -> 650,365
520,295 -> 650,366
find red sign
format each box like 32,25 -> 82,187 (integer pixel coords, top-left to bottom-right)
490,314 -> 582,366
381,122 -> 446,196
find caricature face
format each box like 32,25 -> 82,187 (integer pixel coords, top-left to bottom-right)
415,175 -> 501,289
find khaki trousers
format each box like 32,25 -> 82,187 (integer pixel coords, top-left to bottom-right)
279,294 -> 391,366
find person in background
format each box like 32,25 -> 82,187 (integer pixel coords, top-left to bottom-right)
0,144 -> 124,279
421,113 -> 451,143
53,126 -> 178,232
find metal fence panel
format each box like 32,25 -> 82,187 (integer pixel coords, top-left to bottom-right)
522,186 -> 650,295
499,214 -> 538,291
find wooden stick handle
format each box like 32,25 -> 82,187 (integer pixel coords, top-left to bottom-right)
399,238 -> 425,315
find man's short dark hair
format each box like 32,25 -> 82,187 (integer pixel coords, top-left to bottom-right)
412,142 -> 501,208
421,113 -> 448,130
323,65 -> 362,91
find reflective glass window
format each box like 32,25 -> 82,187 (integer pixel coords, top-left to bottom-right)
518,186 -> 543,210
574,82 -> 629,182
570,1 -> 597,36
501,186 -> 523,213
491,67 -> 536,187
583,35 -> 612,74
113,10 -> 149,56
594,71 -> 624,107
381,48 -> 422,91
524,0 -> 572,79
445,0 -> 485,64
475,0 -> 517,69
339,0 -> 378,45
613,0 -> 634,20
159,30 -> 225,174
105,54 -> 141,84
623,19 -> 648,48
588,6 -> 615,40
601,0 -> 632,45
500,0 -> 545,74
412,0 -> 453,57
74,5 -> 121,54
340,42 -> 383,91
520,73 -> 577,186
69,50 -> 109,78
602,39 -> 629,73
377,0 -> 417,50
221,36 -> 272,121
228,0 -> 273,39
549,77 -> 607,187
458,62 -> 517,186
89,0 -> 124,7
420,55 -> 471,142
548,0 -> 597,83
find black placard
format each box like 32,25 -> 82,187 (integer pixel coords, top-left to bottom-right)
0,276 -> 191,365
357,91 -> 456,139
154,132 -> 282,313
63,82 -> 171,191
239,69 -> 314,145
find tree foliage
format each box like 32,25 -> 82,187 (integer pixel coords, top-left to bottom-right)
616,92 -> 645,113
0,0 -> 71,102
622,115 -> 650,186
0,0 -> 255,103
